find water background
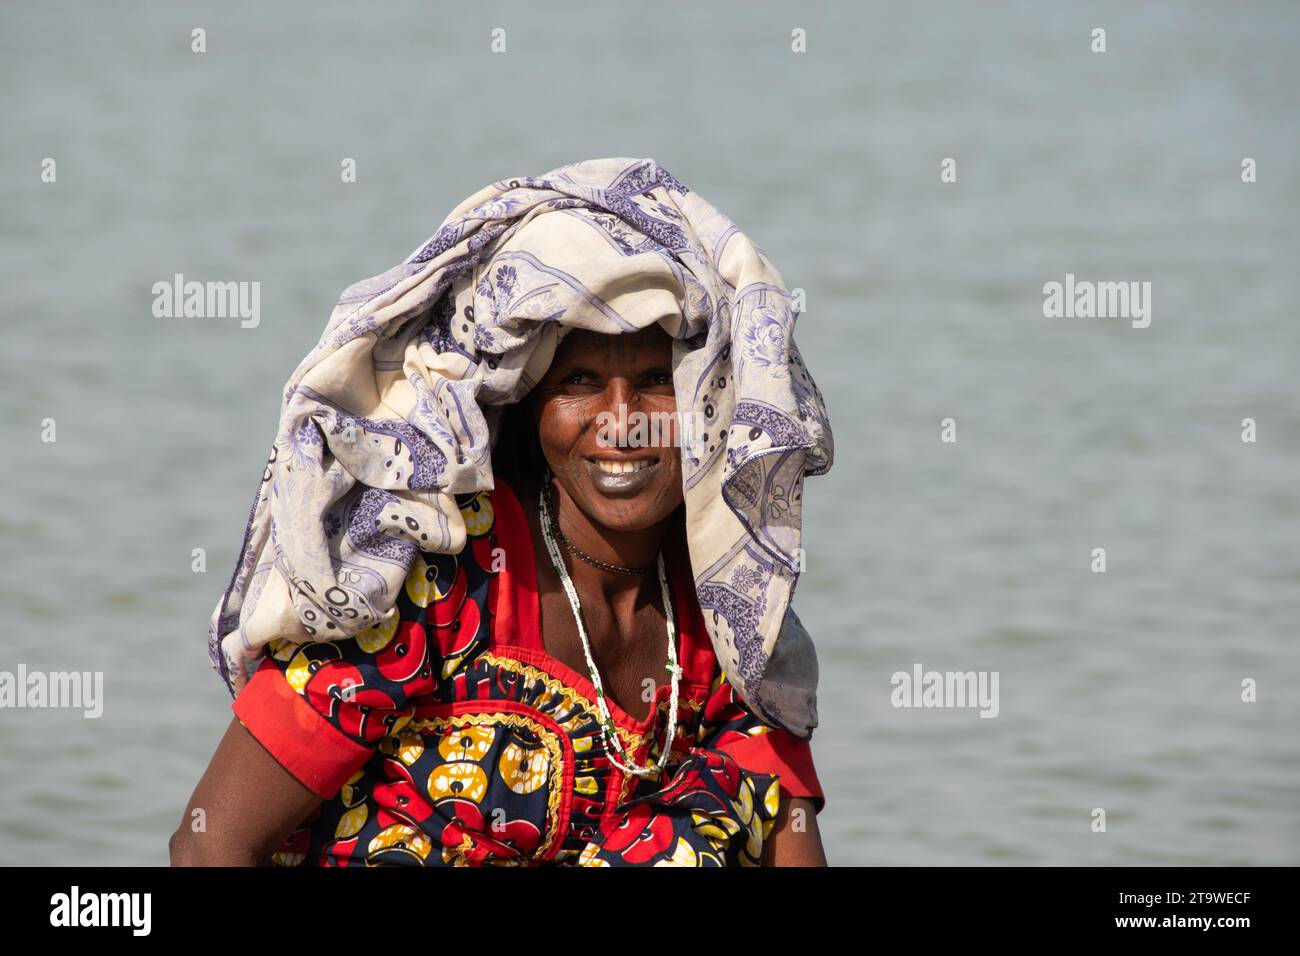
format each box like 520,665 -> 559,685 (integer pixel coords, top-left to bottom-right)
1,0 -> 1297,865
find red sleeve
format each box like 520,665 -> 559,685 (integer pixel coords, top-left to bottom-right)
714,728 -> 825,815
232,657 -> 375,800
231,618 -> 436,800
697,674 -> 826,815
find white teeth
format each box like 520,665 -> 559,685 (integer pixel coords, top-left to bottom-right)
595,459 -> 650,475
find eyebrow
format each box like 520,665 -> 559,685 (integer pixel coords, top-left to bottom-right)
551,364 -> 598,379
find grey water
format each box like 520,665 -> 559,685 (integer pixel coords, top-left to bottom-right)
1,0 -> 1296,865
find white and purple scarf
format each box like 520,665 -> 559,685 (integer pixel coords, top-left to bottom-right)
209,157 -> 833,737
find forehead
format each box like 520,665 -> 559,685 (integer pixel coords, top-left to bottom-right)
549,324 -> 672,368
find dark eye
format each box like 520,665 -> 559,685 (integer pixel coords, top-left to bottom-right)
564,372 -> 587,385
649,372 -> 673,387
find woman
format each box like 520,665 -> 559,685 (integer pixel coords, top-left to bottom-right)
172,158 -> 834,866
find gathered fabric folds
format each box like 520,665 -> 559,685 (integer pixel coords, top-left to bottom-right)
578,747 -> 781,866
209,157 -> 833,737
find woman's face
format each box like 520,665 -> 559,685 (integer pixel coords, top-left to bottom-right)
532,324 -> 684,533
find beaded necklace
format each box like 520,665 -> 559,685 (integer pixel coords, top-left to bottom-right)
537,472 -> 681,778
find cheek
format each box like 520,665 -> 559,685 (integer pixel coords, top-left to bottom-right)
642,398 -> 680,448
537,402 -> 589,463
655,448 -> 685,506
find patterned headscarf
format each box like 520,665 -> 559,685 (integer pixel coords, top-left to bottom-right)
209,158 -> 833,738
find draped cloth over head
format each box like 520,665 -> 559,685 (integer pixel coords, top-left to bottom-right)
209,158 -> 833,738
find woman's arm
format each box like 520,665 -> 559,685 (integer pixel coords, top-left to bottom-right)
174,614 -> 437,866
169,716 -> 323,866
762,795 -> 828,866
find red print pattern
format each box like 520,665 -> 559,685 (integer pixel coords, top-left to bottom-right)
232,478 -> 824,866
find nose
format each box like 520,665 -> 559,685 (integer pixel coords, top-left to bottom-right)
585,375 -> 652,452
600,377 -> 637,447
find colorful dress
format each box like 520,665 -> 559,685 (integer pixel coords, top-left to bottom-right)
232,478 -> 824,866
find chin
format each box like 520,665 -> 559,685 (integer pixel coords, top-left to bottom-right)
588,507 -> 664,533
581,493 -> 672,533
577,479 -> 681,533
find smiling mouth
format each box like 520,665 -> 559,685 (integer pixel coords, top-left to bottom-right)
585,457 -> 660,495
590,458 -> 654,475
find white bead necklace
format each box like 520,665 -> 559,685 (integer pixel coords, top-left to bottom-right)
537,474 -> 681,778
